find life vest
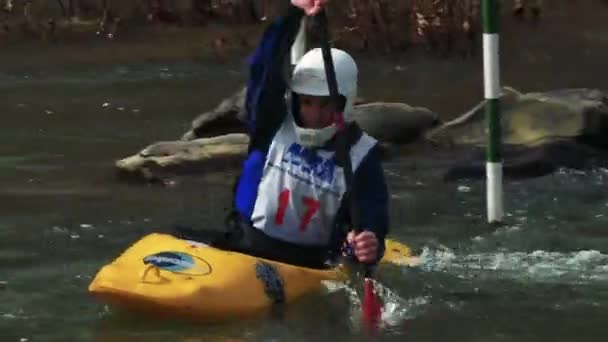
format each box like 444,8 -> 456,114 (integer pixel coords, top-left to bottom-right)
250,114 -> 377,246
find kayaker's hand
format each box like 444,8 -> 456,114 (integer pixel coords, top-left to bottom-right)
291,0 -> 326,16
346,231 -> 378,264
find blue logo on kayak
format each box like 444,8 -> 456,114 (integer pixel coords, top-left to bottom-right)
143,251 -> 211,276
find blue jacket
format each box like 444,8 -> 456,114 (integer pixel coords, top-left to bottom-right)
234,6 -> 389,260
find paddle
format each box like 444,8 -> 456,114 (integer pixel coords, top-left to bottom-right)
315,10 -> 383,328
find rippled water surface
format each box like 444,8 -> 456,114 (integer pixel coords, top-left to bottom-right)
2,5 -> 608,340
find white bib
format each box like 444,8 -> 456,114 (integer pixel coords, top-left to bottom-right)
250,115 -> 377,246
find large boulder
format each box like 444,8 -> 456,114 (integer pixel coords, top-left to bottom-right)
427,87 -> 608,148
427,87 -> 608,180
350,102 -> 439,144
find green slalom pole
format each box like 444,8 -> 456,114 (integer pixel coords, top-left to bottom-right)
482,0 -> 503,223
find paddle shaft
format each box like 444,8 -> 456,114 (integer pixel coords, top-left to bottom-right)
315,11 -> 371,278
315,11 -> 382,328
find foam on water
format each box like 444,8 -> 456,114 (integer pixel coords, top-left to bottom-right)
416,246 -> 608,283
322,280 -> 430,328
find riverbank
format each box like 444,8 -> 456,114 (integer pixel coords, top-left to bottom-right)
1,1 -> 606,73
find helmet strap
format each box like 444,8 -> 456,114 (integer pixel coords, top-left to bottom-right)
330,95 -> 347,130
332,111 -> 345,130
291,92 -> 303,125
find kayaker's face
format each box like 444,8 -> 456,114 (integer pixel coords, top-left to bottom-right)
298,95 -> 334,129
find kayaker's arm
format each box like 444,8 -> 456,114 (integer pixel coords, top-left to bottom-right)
233,4 -> 306,220
352,147 -> 389,262
244,4 -> 305,152
331,147 -> 389,263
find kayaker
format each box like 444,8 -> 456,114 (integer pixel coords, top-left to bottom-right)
180,0 -> 389,269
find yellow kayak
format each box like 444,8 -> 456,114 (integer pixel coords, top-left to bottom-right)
89,233 -> 414,322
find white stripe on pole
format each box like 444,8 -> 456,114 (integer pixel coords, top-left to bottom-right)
486,161 -> 504,222
483,33 -> 501,100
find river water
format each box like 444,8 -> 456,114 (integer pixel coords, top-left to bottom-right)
1,3 -> 608,341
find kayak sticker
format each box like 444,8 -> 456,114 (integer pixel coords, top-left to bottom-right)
143,251 -> 212,276
255,261 -> 285,304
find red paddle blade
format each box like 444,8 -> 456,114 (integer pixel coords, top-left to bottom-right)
362,278 -> 382,326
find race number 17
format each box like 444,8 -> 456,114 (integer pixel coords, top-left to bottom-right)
275,189 -> 320,231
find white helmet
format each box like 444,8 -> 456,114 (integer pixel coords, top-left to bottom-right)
290,48 -> 358,147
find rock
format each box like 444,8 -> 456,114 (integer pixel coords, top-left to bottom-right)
116,133 -> 249,182
184,87 -> 439,144
443,140 -> 608,181
350,102 -> 439,144
182,87 -> 248,140
427,87 -> 608,148
427,87 -> 608,180
118,86 -> 608,183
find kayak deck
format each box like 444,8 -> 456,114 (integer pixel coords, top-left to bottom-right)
89,233 -> 414,322
89,233 -> 345,321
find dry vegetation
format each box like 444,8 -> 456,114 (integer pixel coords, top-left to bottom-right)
1,0 -> 546,56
